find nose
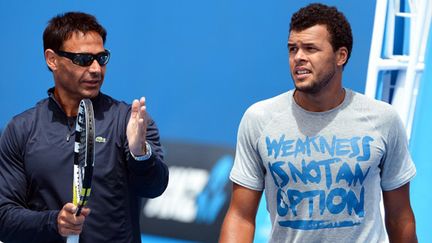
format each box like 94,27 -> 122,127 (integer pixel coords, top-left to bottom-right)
88,59 -> 102,74
294,48 -> 306,62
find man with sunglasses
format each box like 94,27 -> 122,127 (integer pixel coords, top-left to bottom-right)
0,12 -> 168,243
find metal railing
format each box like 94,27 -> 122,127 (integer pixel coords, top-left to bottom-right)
365,0 -> 432,139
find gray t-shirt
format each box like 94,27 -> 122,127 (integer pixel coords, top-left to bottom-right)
230,89 -> 416,243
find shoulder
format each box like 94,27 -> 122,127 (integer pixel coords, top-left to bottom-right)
350,90 -> 394,109
349,90 -> 400,120
1,98 -> 49,143
94,93 -> 131,129
97,93 -> 130,110
237,91 -> 292,139
95,93 -> 133,122
10,98 -> 50,127
243,91 -> 292,121
347,90 -> 403,133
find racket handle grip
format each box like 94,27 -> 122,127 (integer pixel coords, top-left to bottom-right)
66,235 -> 80,243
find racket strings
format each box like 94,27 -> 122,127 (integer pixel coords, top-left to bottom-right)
73,99 -> 95,216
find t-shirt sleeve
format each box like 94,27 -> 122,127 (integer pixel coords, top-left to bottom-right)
230,107 -> 266,191
380,111 -> 416,191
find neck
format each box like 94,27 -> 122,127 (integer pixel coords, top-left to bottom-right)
294,87 -> 346,112
53,89 -> 80,117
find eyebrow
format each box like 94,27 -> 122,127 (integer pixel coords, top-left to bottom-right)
287,42 -> 317,47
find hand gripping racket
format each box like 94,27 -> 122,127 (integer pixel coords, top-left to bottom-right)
67,99 -> 95,243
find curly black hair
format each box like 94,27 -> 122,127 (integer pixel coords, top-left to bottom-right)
289,3 -> 353,66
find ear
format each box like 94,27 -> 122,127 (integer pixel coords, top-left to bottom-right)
336,47 -> 349,67
45,49 -> 58,71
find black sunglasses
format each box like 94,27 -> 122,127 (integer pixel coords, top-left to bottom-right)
55,49 -> 111,67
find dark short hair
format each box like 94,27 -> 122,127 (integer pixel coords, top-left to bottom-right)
289,3 -> 353,66
43,12 -> 107,52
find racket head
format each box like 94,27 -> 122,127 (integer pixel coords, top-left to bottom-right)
73,98 -> 95,216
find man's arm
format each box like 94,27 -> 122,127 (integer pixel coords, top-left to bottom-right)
219,183 -> 262,243
126,98 -> 169,198
383,182 -> 417,243
0,120 -> 62,242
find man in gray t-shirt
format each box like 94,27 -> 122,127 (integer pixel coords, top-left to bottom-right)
219,3 -> 417,243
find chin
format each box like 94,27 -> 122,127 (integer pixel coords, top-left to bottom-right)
82,90 -> 100,99
294,84 -> 321,94
294,81 -> 312,91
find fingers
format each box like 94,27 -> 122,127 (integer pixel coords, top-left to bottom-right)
64,203 -> 78,214
131,99 -> 140,119
130,97 -> 147,136
80,207 -> 91,217
138,100 -> 147,135
127,97 -> 148,156
139,99 -> 146,121
139,96 -> 146,107
57,203 -> 90,237
137,97 -> 146,120
131,97 -> 146,120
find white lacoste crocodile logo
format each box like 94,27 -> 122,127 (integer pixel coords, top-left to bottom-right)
95,136 -> 106,143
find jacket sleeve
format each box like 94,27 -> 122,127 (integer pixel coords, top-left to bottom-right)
0,119 -> 62,243
125,113 -> 169,198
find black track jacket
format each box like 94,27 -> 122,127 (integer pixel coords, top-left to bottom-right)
0,89 -> 169,243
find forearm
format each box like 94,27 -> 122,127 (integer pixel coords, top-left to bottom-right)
125,111 -> 168,197
383,183 -> 417,243
128,154 -> 169,198
0,129 -> 62,242
386,216 -> 417,243
0,203 -> 61,242
219,211 -> 255,243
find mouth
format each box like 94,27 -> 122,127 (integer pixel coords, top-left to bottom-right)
82,80 -> 100,88
294,68 -> 311,79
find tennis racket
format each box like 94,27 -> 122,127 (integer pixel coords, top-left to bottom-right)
67,99 -> 95,243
